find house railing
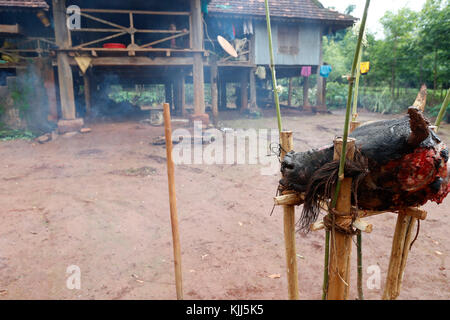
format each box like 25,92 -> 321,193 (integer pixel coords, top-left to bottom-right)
67,8 -> 199,56
0,37 -> 56,63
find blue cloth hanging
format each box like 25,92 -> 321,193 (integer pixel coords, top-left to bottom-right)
320,65 -> 332,78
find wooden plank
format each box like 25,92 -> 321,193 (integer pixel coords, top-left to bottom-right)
140,32 -> 189,48
59,48 -> 204,53
69,57 -> 194,66
0,24 -> 22,35
73,31 -> 127,49
79,12 -> 128,31
81,8 -> 190,16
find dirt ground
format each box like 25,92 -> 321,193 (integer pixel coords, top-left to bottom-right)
0,109 -> 448,300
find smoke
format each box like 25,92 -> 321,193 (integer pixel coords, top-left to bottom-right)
0,58 -> 56,134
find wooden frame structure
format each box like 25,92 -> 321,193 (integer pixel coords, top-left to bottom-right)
68,8 -> 194,57
273,119 -> 431,300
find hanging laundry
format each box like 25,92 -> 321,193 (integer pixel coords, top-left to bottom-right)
301,66 -> 312,77
201,0 -> 208,14
320,65 -> 332,78
360,61 -> 370,75
223,23 -> 235,41
243,19 -> 253,35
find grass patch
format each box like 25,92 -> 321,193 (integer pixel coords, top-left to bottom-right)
0,126 -> 35,141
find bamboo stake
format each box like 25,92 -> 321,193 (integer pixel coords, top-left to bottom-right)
357,231 -> 364,300
383,212 -> 417,300
264,0 -> 282,132
349,120 -> 363,300
434,89 -> 449,132
327,138 -> 356,300
323,0 -> 370,300
352,46 -> 363,122
322,228 -> 330,299
280,131 -> 299,300
163,103 -> 183,300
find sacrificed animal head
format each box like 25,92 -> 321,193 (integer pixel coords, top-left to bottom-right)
280,107 -> 449,231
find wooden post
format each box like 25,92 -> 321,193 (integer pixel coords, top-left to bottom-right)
249,67 -> 257,109
210,58 -> 219,125
316,28 -> 324,110
240,70 -> 248,111
280,131 -> 299,300
190,0 -> 205,115
83,72 -> 91,117
321,77 -> 327,111
52,0 -> 76,120
303,76 -> 310,110
219,77 -> 227,110
327,138 -> 356,300
181,75 -> 186,117
383,212 -> 417,300
165,80 -> 173,108
287,77 -> 293,107
43,59 -> 58,122
163,102 -> 183,300
174,72 -> 186,117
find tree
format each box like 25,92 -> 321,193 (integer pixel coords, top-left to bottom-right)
379,8 -> 418,98
418,0 -> 450,94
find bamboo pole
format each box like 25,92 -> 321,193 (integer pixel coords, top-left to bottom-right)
323,0 -> 371,300
352,46 -> 363,122
383,212 -> 417,300
264,0 -> 283,132
434,89 -> 449,132
280,131 -> 299,300
326,138 -> 356,300
322,228 -> 330,299
349,120 -> 363,300
163,103 -> 183,300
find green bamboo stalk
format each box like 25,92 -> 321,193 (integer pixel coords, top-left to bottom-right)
352,46 -> 363,122
322,229 -> 330,300
264,0 -> 283,133
330,0 -> 370,210
357,232 -> 364,300
322,0 -> 371,299
434,89 -> 450,132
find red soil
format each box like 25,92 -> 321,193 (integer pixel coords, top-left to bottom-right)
0,110 -> 448,299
